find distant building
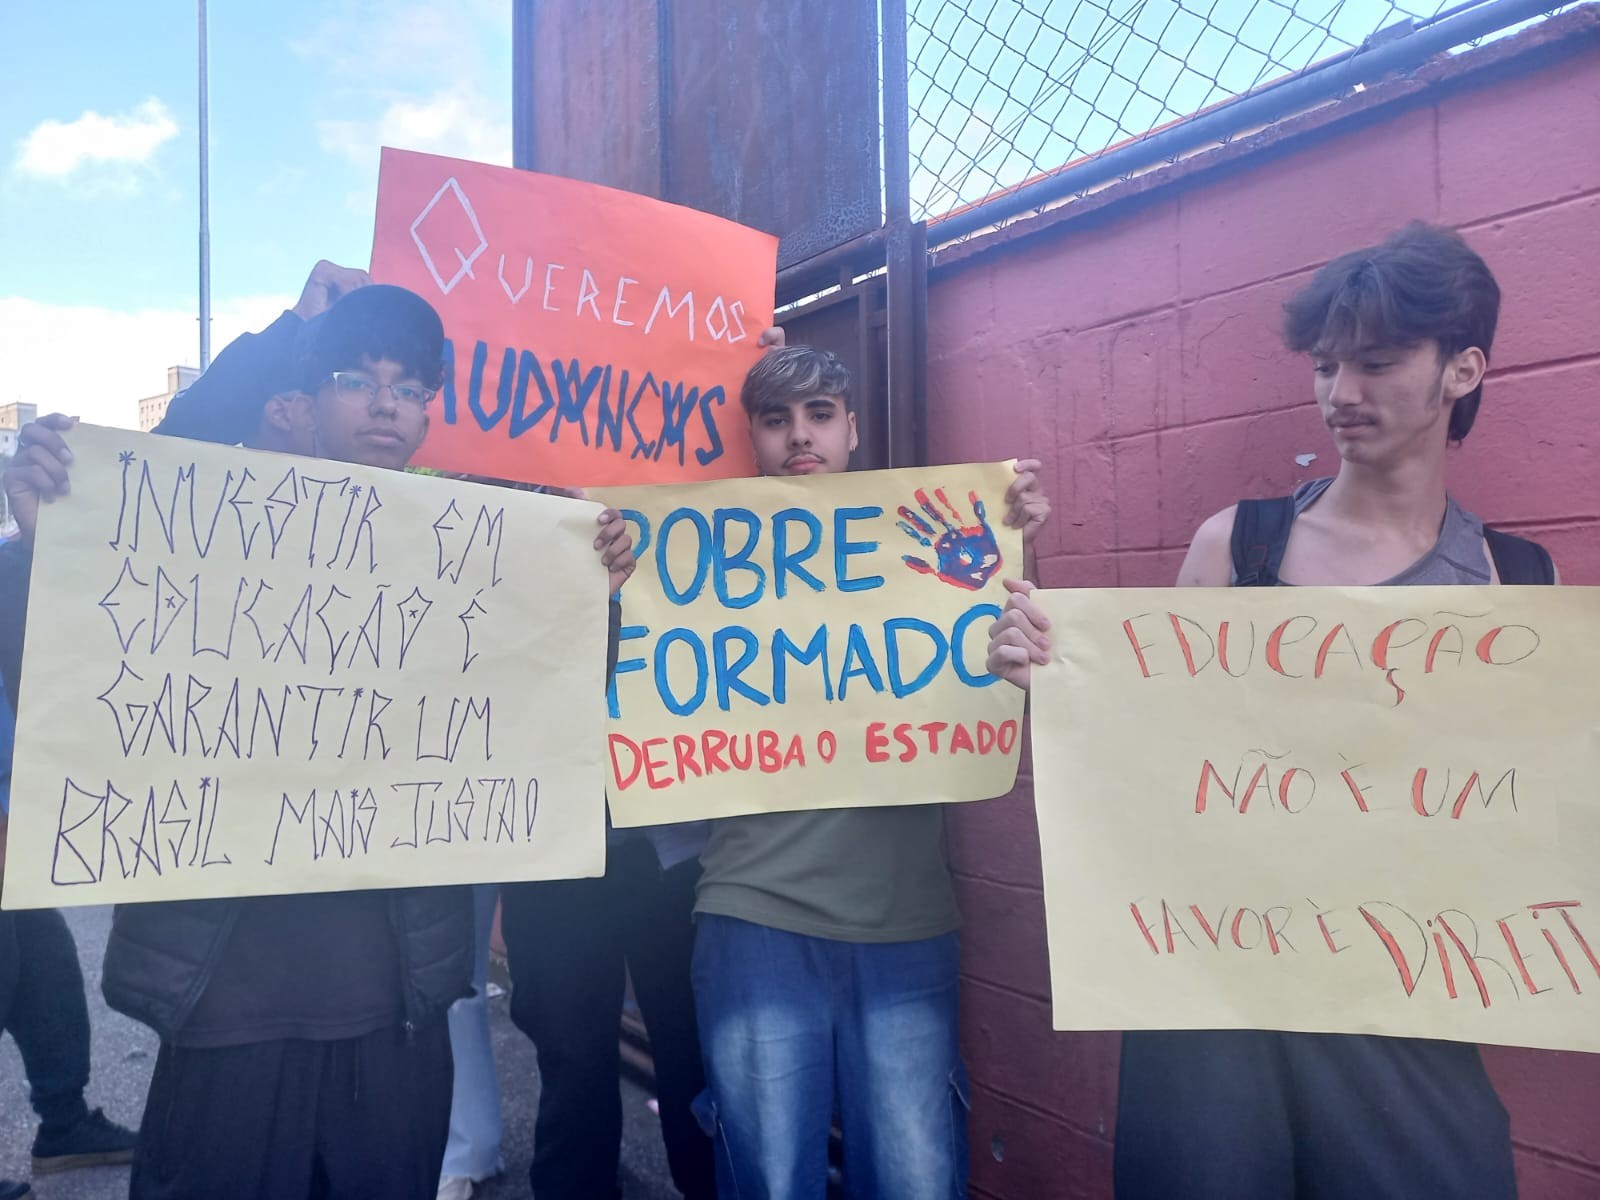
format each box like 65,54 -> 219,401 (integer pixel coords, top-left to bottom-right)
0,401 -> 38,458
138,366 -> 201,432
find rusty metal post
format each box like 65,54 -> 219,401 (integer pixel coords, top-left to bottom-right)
656,0 -> 674,199
512,0 -> 536,169
881,0 -> 923,468
882,0 -> 911,236
910,218 -> 929,467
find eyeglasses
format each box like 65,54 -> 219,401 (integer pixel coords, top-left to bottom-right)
323,371 -> 436,410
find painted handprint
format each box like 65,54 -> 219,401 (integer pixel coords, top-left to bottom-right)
897,488 -> 1003,591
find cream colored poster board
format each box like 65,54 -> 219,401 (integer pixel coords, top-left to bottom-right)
1031,586 -> 1600,1053
593,464 -> 1026,826
2,425 -> 610,909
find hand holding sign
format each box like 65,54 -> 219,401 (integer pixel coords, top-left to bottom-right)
292,260 -> 372,321
897,488 -> 1003,592
3,413 -> 79,543
986,579 -> 1052,689
594,507 -> 638,594
1003,458 -> 1051,540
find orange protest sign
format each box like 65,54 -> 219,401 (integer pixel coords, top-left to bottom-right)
370,149 -> 777,487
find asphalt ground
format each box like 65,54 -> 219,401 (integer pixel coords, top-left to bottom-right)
0,905 -> 679,1199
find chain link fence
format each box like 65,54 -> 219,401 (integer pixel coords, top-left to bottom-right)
907,0 -> 1573,222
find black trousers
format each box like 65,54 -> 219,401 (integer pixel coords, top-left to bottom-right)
3,908 -> 93,1131
129,1022 -> 452,1200
1114,1030 -> 1518,1200
501,838 -> 715,1200
0,909 -> 16,1033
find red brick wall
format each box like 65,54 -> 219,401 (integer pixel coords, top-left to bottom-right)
927,25 -> 1600,1200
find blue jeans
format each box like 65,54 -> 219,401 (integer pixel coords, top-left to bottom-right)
441,884 -> 504,1182
692,915 -> 969,1200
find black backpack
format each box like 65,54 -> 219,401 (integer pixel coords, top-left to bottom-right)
1229,496 -> 1555,587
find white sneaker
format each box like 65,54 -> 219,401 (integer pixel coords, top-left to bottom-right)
436,1177 -> 473,1200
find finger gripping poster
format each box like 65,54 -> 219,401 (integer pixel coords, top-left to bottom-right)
1030,585 -> 1600,1053
371,149 -> 779,488
594,463 -> 1028,826
2,426 -> 610,909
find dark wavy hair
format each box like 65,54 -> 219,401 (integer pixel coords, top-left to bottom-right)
1283,222 -> 1500,441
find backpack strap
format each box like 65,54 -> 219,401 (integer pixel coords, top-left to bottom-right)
1230,497 -> 1297,587
1483,527 -> 1556,585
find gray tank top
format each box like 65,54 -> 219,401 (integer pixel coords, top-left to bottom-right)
1286,477 -> 1491,586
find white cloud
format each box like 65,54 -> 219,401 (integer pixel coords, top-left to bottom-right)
296,0 -> 511,220
292,0 -> 507,82
318,86 -> 512,172
256,163 -> 309,198
0,294 -> 293,430
14,99 -> 179,187
318,84 -> 512,228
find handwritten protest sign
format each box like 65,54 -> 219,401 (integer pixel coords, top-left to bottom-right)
593,464 -> 1027,826
1029,585 -> 1600,1053
1,426 -> 611,910
370,149 -> 778,488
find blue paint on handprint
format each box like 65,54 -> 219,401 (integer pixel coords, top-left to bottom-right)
897,487 -> 1003,591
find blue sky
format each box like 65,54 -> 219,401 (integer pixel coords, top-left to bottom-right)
0,0 -> 510,427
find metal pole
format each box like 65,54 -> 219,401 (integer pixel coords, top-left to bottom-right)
881,0 -> 917,468
198,0 -> 212,370
882,0 -> 911,227
512,0 -> 536,169
928,0 -> 1564,246
656,0 -> 674,201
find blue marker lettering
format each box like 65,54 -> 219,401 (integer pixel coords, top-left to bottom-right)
509,350 -> 555,439
837,623 -> 886,699
694,386 -> 727,467
713,508 -> 766,610
622,508 -> 651,558
656,508 -> 711,605
834,506 -> 884,593
884,617 -> 949,698
469,345 -> 514,431
772,508 -> 825,598
606,623 -> 650,719
713,626 -> 769,710
654,628 -> 708,716
952,602 -> 1002,687
772,626 -> 833,704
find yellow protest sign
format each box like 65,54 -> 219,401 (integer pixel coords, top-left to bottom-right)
1030,586 -> 1600,1053
2,426 -> 610,909
593,464 -> 1026,826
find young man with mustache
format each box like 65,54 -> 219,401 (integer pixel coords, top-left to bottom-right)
987,222 -> 1556,1200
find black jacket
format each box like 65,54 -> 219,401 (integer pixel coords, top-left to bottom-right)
153,309 -> 304,444
99,888 -> 474,1042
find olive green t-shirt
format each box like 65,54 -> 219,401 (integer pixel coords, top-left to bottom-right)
694,804 -> 961,943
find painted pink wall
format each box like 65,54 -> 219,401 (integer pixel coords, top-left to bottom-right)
926,25 -> 1600,1200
